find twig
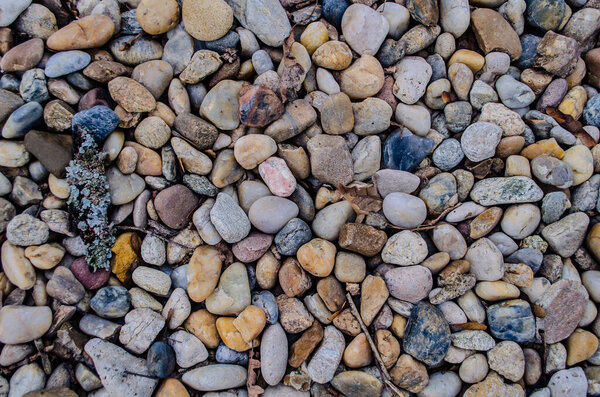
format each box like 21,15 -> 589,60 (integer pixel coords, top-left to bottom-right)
115,225 -> 195,250
345,293 -> 404,397
119,32 -> 143,51
124,370 -> 157,379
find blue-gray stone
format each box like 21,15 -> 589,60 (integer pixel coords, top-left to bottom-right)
383,129 -> 435,172
45,51 -> 91,78
274,218 -> 312,256
496,75 -> 535,109
444,101 -> 472,133
186,83 -> 207,112
170,264 -> 188,290
121,9 -> 143,35
251,50 -> 274,75
247,264 -> 256,291
90,286 -> 131,318
147,341 -> 176,378
67,72 -> 95,91
584,94 -> 600,128
215,343 -> 249,365
204,31 -> 240,54
252,291 -> 279,325
288,184 -> 315,222
432,112 -> 450,138
403,302 -> 451,366
487,299 -> 535,342
2,101 -> 43,139
323,0 -> 349,29
72,106 -> 120,142
432,138 -> 464,171
426,54 -> 446,81
19,68 -> 49,103
506,248 -> 544,273
571,175 -> 598,212
182,174 -> 217,197
377,39 -> 406,68
542,191 -> 570,223
0,74 -> 20,92
516,34 -> 542,69
526,0 -> 566,31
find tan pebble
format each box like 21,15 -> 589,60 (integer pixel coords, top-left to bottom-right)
566,328 -> 599,365
343,333 -> 373,368
297,238 -> 336,277
232,305 -> 266,343
117,146 -> 138,174
185,309 -> 220,348
186,246 -> 221,303
24,243 -> 65,270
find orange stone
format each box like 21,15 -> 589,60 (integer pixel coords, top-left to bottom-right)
185,309 -> 220,348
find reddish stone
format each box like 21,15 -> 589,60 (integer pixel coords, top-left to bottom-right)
537,279 -> 588,343
78,87 -> 114,111
153,184 -> 200,229
232,232 -> 273,263
70,257 -> 110,290
239,85 -> 284,128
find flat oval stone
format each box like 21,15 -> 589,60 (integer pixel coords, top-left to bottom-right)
47,15 -> 115,51
210,192 -> 251,243
154,185 -> 199,229
381,230 -> 428,266
45,50 -> 91,78
249,196 -> 299,234
260,323 -> 288,386
331,371 -> 382,397
382,192 -> 427,228
470,177 -> 544,206
341,4 -> 389,56
0,305 -> 51,344
181,364 -> 246,391
307,326 -> 345,383
90,286 -> 131,318
487,299 -> 535,343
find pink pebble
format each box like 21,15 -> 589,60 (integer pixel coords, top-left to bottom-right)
258,157 -> 297,197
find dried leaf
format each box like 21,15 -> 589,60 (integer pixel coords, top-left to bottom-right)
466,158 -> 494,179
441,91 -> 455,103
247,349 -> 264,397
215,241 -> 234,265
337,183 -> 383,215
532,304 -> 547,318
279,34 -> 305,103
545,106 -> 596,147
451,322 -> 488,331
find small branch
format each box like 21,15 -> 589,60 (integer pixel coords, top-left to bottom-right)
124,370 -> 157,379
345,293 -> 405,397
119,32 -> 143,51
115,225 -> 195,250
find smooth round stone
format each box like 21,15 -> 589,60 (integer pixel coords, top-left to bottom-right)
531,155 -> 574,188
232,232 -> 273,263
147,342 -> 176,379
258,157 -> 297,197
312,41 -> 352,71
2,102 -> 43,139
353,98 -> 392,136
562,145 -> 593,186
47,15 -> 115,51
136,0 -> 179,35
395,103 -> 431,136
460,122 -> 503,162
417,371 -> 461,397
459,354 -> 488,383
382,230 -> 428,266
583,271 -> 600,303
45,51 -> 91,78
382,192 -> 427,228
496,74 -> 536,109
433,138 -> 464,171
464,238 -> 504,281
7,363 -> 45,397
340,55 -> 385,100
0,0 -> 32,26
249,196 -> 299,234
374,169 -> 421,197
307,326 -> 345,383
432,224 -> 467,260
377,3 -> 410,39
312,200 -> 354,241
261,323 -> 288,386
238,85 -> 283,128
487,299 -> 535,343
584,94 -> 600,128
384,265 -> 432,303
181,364 -> 247,391
331,371 -> 382,397
341,4 -> 389,56
70,257 -> 110,290
90,286 -> 131,318
526,0 -> 565,31
439,0 -> 469,38
548,367 -> 588,397
215,342 -> 248,365
500,204 -> 541,240
393,57 -> 432,105
6,214 -> 48,248
542,191 -> 570,224
205,262 -> 251,316
200,80 -> 243,131
0,305 -> 51,344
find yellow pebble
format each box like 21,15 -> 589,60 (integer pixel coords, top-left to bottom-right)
155,378 -> 190,397
448,49 -> 485,73
110,232 -> 141,283
558,86 -> 587,119
300,21 -> 329,55
520,138 -> 565,160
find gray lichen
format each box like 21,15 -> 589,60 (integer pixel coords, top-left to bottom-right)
66,126 -> 115,270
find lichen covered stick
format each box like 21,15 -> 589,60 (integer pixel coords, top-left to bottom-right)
66,125 -> 115,270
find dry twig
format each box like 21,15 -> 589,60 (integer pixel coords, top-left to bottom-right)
345,293 -> 404,397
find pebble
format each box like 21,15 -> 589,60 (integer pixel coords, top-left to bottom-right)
340,55 -> 385,100
0,305 -> 51,344
205,262 -> 251,316
548,367 -> 588,397
249,196 -> 298,234
341,4 -> 388,56
307,326 -> 345,383
261,323 -> 288,386
210,193 -> 251,243
47,15 -> 115,51
403,302 -> 451,366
